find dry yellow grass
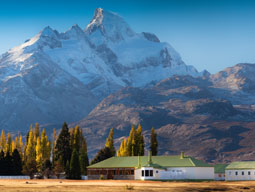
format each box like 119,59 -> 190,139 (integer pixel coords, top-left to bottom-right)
0,179 -> 254,192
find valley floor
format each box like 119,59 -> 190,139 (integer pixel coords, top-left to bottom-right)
0,179 -> 255,192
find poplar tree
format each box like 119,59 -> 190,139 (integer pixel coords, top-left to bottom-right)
118,139 -> 128,157
36,137 -> 42,170
23,159 -> 37,179
105,128 -> 115,156
150,127 -> 158,156
11,140 -> 15,153
18,135 -> 23,159
52,128 -> 57,166
24,126 -> 36,161
34,123 -> 40,139
72,126 -> 81,152
6,133 -> 12,153
134,124 -> 144,156
0,130 -> 5,152
127,125 -> 135,156
41,128 -> 51,161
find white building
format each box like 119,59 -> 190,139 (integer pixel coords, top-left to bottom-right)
87,152 -> 214,180
225,161 -> 255,181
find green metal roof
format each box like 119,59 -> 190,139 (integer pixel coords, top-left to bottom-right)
88,156 -> 212,169
226,161 -> 255,170
214,164 -> 228,173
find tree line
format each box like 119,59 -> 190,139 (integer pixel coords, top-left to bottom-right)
91,124 -> 158,165
0,122 -> 157,179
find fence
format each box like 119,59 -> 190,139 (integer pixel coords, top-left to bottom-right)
0,176 -> 30,179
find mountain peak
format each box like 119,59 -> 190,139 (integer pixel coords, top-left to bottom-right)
40,26 -> 58,38
63,24 -> 84,39
85,8 -> 135,44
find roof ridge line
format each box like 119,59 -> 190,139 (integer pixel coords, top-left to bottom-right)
189,157 -> 196,167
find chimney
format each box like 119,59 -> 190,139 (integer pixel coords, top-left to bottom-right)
180,151 -> 184,159
148,151 -> 152,164
138,155 -> 141,167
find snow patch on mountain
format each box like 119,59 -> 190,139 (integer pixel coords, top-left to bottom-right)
0,8 -> 204,131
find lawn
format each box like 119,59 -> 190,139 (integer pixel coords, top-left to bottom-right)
0,179 -> 254,192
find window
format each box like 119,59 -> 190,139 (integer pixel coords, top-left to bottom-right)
145,170 -> 149,177
229,171 -> 231,175
150,170 -> 153,177
142,170 -> 144,177
242,171 -> 244,175
235,171 -> 238,175
248,171 -> 251,175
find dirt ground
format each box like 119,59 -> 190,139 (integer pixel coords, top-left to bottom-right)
0,179 -> 254,192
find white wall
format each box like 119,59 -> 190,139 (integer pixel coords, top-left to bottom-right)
160,167 -> 214,180
135,167 -> 214,180
81,175 -> 88,180
135,167 -> 161,180
135,169 -> 141,180
225,169 -> 255,181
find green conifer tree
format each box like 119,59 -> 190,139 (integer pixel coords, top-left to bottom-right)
134,124 -> 144,156
150,127 -> 158,156
69,149 -> 81,179
55,122 -> 71,170
79,139 -> 89,175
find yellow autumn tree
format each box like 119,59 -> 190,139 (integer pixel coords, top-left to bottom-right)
41,128 -> 51,161
118,138 -> 128,157
24,126 -> 36,161
34,123 -> 40,139
6,133 -> 12,153
52,128 -> 57,165
127,125 -> 135,156
36,137 -> 42,170
0,130 -> 5,152
17,135 -> 23,159
105,128 -> 115,156
11,140 -> 15,153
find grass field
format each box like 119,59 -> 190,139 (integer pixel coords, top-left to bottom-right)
0,179 -> 255,192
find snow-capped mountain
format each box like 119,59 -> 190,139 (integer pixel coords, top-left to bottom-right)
84,8 -> 199,91
0,8 -> 201,131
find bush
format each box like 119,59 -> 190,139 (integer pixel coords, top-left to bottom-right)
125,184 -> 134,190
99,174 -> 104,180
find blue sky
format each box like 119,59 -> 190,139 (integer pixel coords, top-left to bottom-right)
0,0 -> 255,73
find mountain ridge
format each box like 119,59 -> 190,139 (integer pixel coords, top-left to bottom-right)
0,8 -> 201,132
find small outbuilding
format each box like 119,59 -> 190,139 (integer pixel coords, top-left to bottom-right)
214,164 -> 228,181
225,161 -> 255,181
87,152 -> 214,180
